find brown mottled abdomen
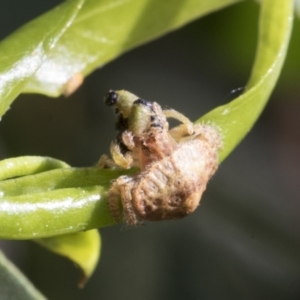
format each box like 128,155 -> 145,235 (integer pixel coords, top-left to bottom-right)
131,137 -> 218,222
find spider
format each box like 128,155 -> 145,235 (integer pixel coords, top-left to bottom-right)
102,90 -> 222,225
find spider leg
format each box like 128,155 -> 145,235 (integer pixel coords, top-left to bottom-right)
109,176 -> 138,225
163,108 -> 194,135
97,154 -> 117,168
109,178 -> 123,223
110,141 -> 133,169
120,180 -> 139,225
121,130 -> 135,150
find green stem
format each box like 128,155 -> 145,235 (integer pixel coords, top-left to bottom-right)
0,156 -> 69,181
200,0 -> 294,162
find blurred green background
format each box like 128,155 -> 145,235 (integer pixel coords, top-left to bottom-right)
0,1 -> 300,299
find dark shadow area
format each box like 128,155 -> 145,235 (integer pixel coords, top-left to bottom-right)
0,1 -> 61,40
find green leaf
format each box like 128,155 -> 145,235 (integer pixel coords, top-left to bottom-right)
35,229 -> 101,288
0,156 -> 69,181
200,0 -> 294,162
0,157 -> 101,285
0,0 -> 241,117
0,163 -> 137,239
0,0 -> 85,117
0,250 -> 46,299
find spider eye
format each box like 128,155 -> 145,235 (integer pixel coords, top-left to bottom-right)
105,90 -> 118,106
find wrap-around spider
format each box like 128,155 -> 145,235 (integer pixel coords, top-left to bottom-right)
101,90 -> 222,225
